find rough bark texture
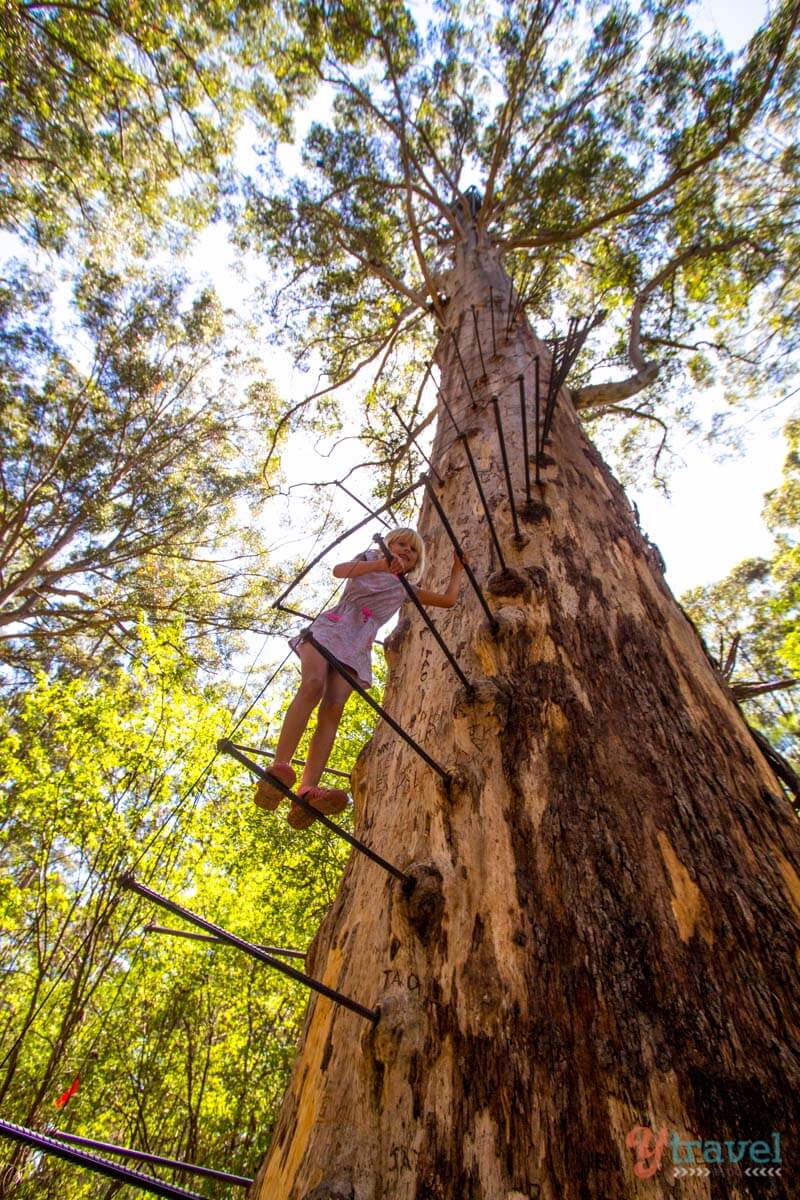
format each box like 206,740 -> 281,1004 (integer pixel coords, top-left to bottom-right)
251,235 -> 800,1200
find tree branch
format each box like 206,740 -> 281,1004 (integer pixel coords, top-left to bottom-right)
378,33 -> 447,326
499,2 -> 800,250
731,678 -> 798,700
572,237 -> 754,410
481,0 -> 558,219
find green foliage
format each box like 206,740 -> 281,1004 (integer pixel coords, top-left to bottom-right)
0,0 -> 299,248
682,417 -> 799,772
0,259 -> 285,687
0,623 -> 382,1196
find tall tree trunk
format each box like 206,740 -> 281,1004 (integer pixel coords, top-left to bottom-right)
251,234 -> 800,1200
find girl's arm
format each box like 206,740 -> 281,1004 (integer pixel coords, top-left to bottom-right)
415,553 -> 465,608
333,555 -> 402,579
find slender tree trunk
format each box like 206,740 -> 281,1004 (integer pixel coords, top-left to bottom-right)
251,233 -> 800,1200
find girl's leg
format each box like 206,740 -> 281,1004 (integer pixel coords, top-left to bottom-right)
255,643 -> 327,809
300,667 -> 353,790
273,642 -> 328,765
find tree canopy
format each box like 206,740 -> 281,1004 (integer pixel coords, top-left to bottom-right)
0,0 -> 302,248
241,0 -> 800,485
0,258 -> 285,687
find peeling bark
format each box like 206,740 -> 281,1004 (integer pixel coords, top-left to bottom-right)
251,238 -> 800,1200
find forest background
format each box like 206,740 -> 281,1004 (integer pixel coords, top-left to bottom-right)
0,0 -> 797,1196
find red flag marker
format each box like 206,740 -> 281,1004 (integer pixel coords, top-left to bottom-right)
54,1075 -> 79,1108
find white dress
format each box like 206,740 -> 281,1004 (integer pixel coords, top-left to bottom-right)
289,549 -> 414,687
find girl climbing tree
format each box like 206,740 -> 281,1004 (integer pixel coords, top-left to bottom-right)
256,530 -> 464,827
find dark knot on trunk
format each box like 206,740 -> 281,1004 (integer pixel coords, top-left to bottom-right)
301,1180 -> 354,1200
487,567 -> 531,599
520,500 -> 551,524
402,861 -> 445,941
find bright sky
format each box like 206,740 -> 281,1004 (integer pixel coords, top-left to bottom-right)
617,0 -> 789,592
630,0 -> 788,594
630,404 -> 786,594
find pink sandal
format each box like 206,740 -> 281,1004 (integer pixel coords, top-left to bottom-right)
287,785 -> 350,830
254,761 -> 296,811
311,786 -> 349,815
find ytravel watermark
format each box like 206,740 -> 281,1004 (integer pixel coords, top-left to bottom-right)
626,1126 -> 783,1178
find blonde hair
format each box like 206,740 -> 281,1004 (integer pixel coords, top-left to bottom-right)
385,527 -> 426,582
